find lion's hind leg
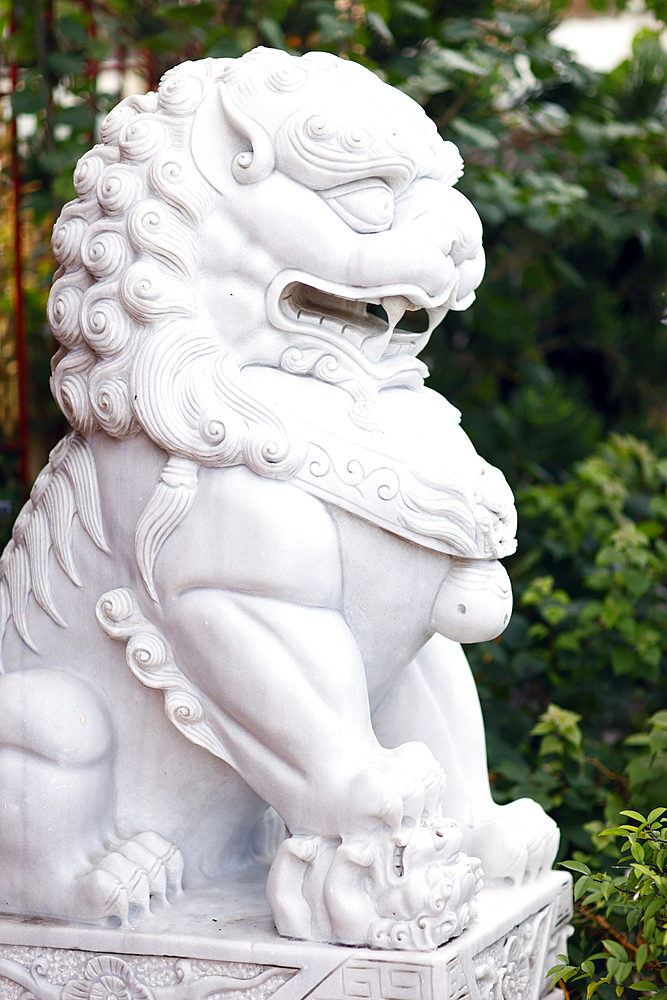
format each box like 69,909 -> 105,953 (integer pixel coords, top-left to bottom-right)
0,668 -> 183,925
0,668 -> 115,919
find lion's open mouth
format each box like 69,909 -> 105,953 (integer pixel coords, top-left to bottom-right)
279,282 -> 431,362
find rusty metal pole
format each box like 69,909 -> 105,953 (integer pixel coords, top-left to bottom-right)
9,3 -> 29,487
83,0 -> 98,144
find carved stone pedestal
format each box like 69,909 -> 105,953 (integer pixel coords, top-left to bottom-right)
0,870 -> 571,1000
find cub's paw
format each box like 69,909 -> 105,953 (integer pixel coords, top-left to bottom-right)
469,798 -> 559,885
77,831 -> 184,927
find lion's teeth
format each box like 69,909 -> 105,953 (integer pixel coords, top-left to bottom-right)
283,284 -> 426,363
381,295 -> 409,332
319,315 -> 344,333
340,324 -> 366,349
296,308 -> 319,322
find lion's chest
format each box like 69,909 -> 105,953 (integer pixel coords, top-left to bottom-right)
331,507 -> 451,708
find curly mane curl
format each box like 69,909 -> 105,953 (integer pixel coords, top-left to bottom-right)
48,56 -> 304,480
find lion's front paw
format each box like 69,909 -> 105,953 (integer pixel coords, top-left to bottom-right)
77,831 -> 184,927
469,798 -> 559,885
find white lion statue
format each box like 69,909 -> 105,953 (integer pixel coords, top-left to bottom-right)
0,48 -> 558,950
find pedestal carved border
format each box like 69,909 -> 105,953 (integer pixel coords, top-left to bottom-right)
0,950 -> 294,1000
0,875 -> 573,1000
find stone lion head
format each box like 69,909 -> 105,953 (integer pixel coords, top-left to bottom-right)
48,47 -> 484,483
267,779 -> 482,949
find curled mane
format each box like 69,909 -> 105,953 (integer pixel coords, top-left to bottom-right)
48,55 -> 304,480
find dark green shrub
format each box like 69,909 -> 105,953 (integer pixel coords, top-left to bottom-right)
550,804 -> 667,998
469,435 -> 667,855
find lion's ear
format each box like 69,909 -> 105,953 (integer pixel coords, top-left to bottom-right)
192,83 -> 275,192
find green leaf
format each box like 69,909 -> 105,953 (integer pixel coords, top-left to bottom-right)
648,808 -> 667,823
621,811 -> 648,824
606,958 -> 620,978
258,18 -> 289,50
600,879 -> 613,900
11,89 -> 44,115
561,860 -> 592,875
574,874 -> 593,900
616,962 -> 634,985
433,47 -> 488,75
316,12 -> 356,41
158,1 -> 216,25
632,864 -> 659,881
53,105 -> 93,129
611,646 -> 636,675
450,118 -> 499,149
396,0 -> 429,18
632,841 -> 646,862
548,963 -> 578,985
603,940 -> 628,962
636,943 -> 648,972
48,51 -> 85,75
628,982 -> 656,991
645,896 -> 665,919
626,735 -> 652,747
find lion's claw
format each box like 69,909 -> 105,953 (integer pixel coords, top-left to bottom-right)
469,798 -> 559,885
78,832 -> 184,927
130,830 -> 184,898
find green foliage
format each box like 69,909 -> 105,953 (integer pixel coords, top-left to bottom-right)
517,435 -> 667,710
549,810 -> 667,998
471,435 -> 667,865
414,20 -> 667,481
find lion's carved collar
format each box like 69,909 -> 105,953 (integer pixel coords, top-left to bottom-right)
243,364 -> 517,561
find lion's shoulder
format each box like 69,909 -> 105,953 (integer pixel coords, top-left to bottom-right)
153,464 -> 343,610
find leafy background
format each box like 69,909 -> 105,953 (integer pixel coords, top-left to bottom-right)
2,0 -> 667,993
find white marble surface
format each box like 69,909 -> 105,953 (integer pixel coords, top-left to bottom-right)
0,48 -> 559,951
0,872 -> 572,1000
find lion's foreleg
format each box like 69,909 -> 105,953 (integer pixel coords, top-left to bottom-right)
162,588 -> 386,835
157,590 -> 481,947
373,633 -> 494,828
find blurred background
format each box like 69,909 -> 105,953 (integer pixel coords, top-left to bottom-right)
2,0 -> 667,988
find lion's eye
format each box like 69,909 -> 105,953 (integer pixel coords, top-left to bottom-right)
320,178 -> 395,234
